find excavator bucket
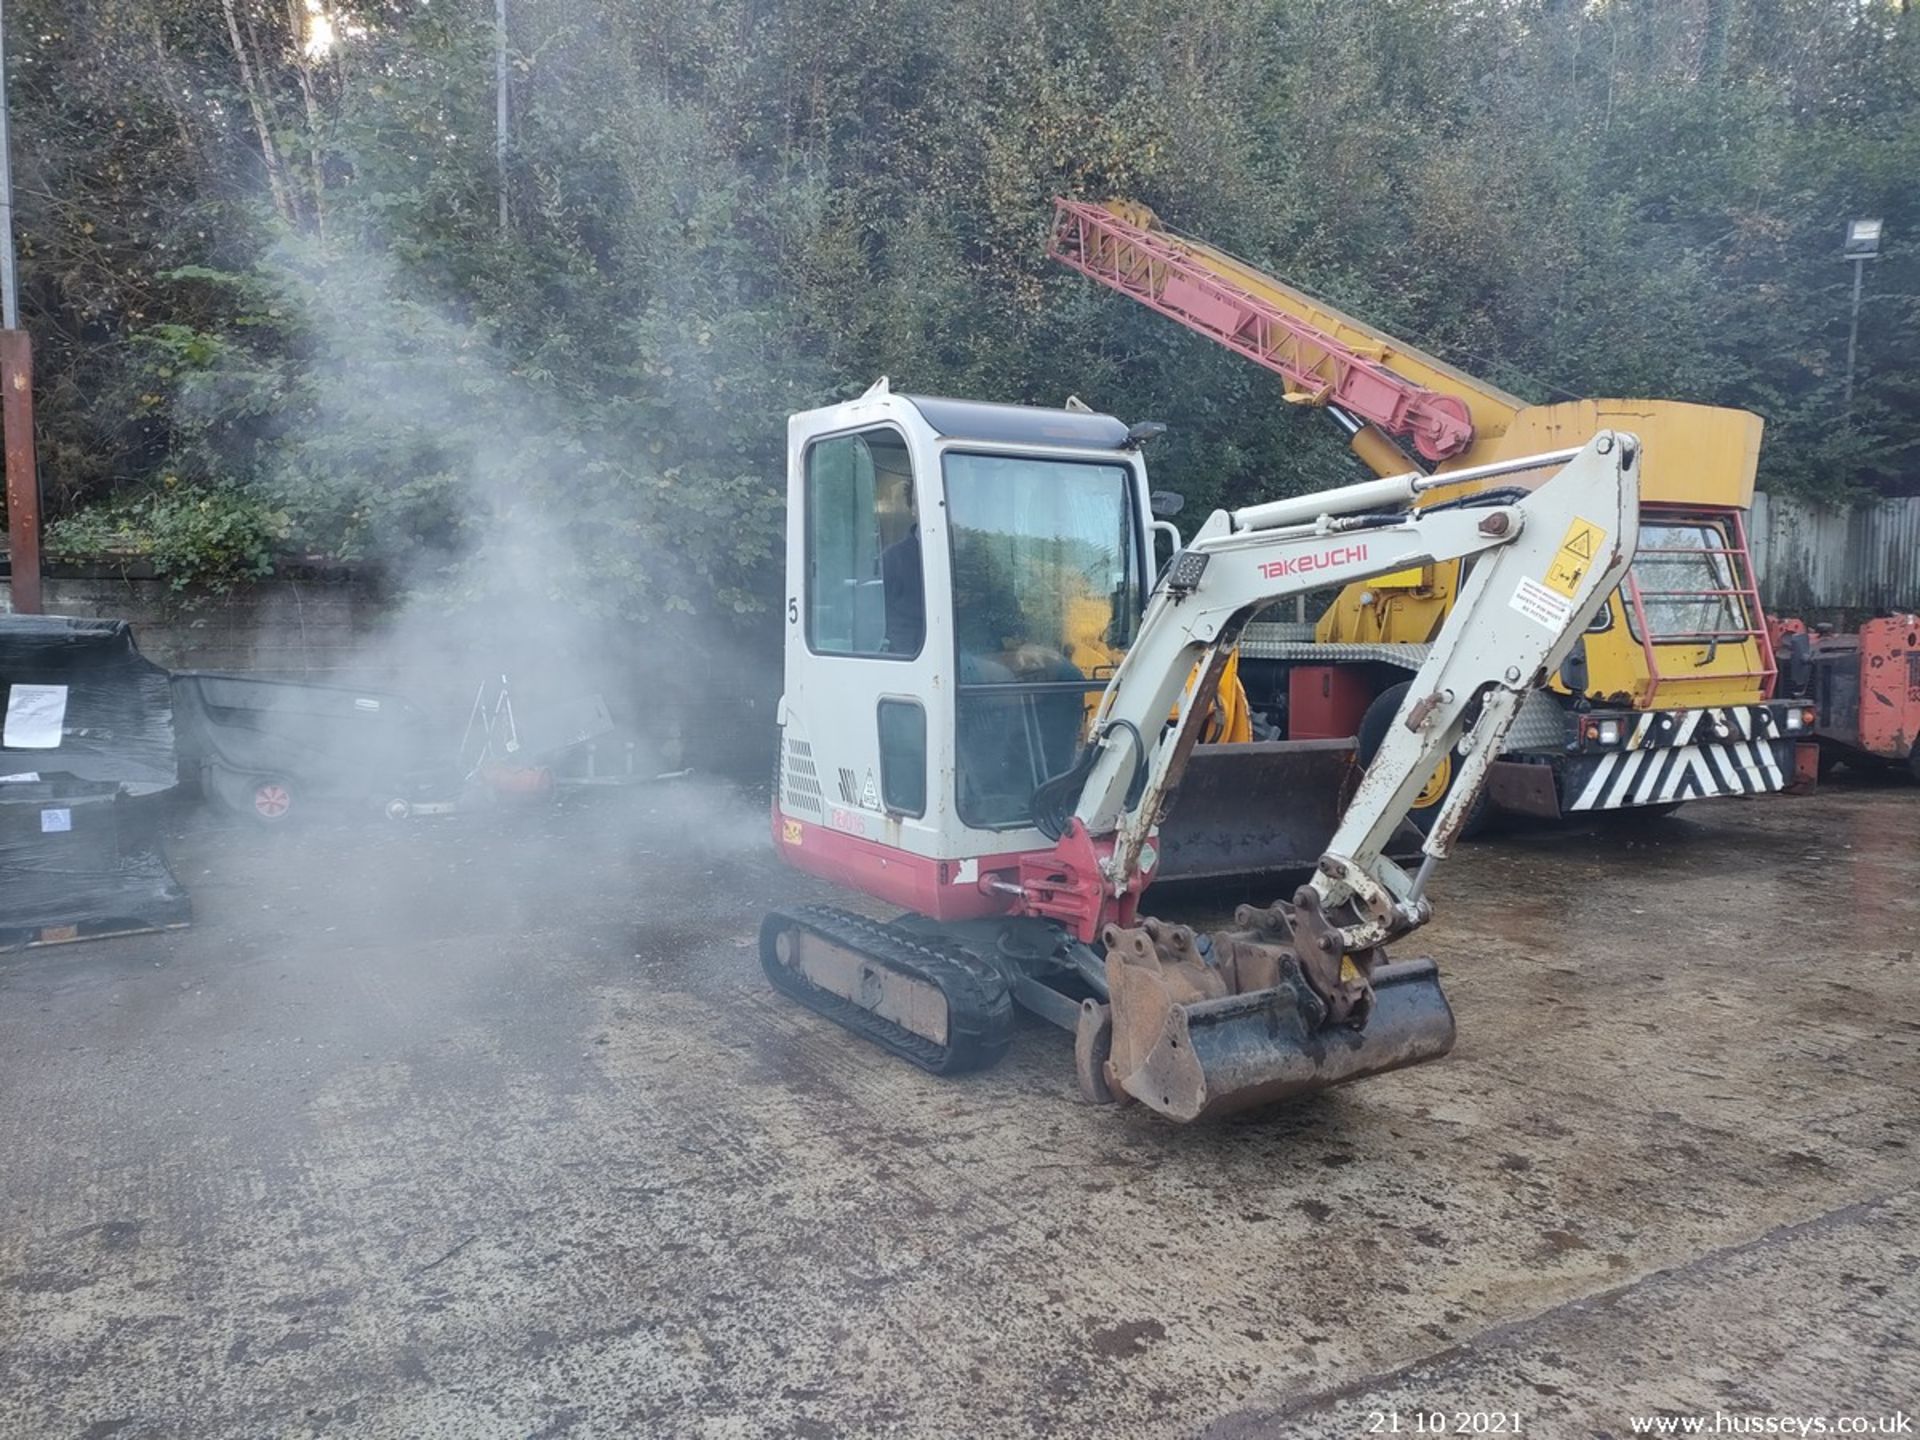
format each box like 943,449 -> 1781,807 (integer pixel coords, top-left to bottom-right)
1082,898 -> 1455,1122
1155,740 -> 1422,882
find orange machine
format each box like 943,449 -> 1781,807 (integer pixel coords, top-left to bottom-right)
1776,615 -> 1920,776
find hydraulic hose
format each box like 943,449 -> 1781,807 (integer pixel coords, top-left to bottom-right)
1030,718 -> 1149,841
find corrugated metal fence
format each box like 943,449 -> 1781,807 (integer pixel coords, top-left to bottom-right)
1750,491 -> 1920,613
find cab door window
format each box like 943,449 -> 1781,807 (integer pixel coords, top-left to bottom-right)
876,699 -> 928,816
943,450 -> 1139,828
806,428 -> 923,659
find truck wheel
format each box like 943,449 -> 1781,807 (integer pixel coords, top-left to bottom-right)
1355,681 -> 1490,839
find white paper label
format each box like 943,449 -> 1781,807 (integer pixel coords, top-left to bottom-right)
1510,574 -> 1573,632
4,684 -> 69,749
0,772 -> 39,783
40,808 -> 72,834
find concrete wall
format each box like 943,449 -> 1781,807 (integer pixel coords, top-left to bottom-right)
0,564 -> 779,778
1,566 -> 392,679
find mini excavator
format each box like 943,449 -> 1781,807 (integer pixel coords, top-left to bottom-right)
766,381 -> 1639,1120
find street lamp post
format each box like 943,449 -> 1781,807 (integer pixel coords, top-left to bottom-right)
496,0 -> 508,234
1842,218 -> 1882,410
0,0 -> 17,331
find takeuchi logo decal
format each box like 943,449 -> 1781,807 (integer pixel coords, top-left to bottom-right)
1259,543 -> 1369,579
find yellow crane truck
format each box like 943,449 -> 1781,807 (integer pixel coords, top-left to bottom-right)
1051,199 -> 1816,853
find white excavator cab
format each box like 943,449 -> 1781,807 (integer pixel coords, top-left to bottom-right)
776,380 -> 1160,914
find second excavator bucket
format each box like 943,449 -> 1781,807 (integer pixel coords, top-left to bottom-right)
1154,740 -> 1423,882
1081,898 -> 1455,1122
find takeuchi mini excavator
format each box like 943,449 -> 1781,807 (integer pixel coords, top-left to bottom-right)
767,381 -> 1640,1121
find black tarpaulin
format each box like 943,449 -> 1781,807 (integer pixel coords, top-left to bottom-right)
0,616 -> 188,948
0,616 -> 177,796
0,780 -> 190,945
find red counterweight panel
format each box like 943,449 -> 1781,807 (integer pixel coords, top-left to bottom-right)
1288,666 -> 1375,741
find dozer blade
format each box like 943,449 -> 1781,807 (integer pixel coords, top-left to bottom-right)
1155,740 -> 1423,882
1090,904 -> 1454,1123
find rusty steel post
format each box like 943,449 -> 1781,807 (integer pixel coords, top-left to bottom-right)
1,328 -> 41,614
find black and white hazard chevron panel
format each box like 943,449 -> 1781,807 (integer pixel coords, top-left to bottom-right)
1559,704 -> 1803,811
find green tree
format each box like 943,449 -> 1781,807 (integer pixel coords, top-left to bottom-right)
7,0 -> 1917,621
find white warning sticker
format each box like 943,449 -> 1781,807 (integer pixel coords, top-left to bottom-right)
40,808 -> 71,834
1510,574 -> 1574,631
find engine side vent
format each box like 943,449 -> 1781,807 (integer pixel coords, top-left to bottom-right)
782,734 -> 824,817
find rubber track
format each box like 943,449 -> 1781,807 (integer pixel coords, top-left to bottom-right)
760,905 -> 1013,1076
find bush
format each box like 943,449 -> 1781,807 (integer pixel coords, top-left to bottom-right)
44,486 -> 293,593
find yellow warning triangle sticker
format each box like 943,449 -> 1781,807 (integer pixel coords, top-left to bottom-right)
1544,516 -> 1606,598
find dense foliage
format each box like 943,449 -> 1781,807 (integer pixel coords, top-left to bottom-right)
9,0 -> 1918,613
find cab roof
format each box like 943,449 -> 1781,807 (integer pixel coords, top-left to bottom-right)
902,394 -> 1131,451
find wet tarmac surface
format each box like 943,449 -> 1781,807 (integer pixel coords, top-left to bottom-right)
2,778 -> 1916,1438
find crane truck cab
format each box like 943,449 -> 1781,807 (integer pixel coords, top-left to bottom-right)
1270,398 -> 1815,826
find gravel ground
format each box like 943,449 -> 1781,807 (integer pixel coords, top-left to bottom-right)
1,776 -> 1915,1439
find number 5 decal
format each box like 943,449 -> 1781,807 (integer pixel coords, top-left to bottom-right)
788,597 -> 799,624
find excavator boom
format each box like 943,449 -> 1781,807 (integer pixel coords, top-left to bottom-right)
1069,435 -> 1638,1118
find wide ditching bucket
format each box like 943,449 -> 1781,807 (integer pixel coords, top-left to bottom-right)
1154,739 -> 1423,883
1079,892 -> 1455,1122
